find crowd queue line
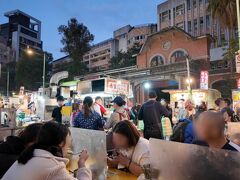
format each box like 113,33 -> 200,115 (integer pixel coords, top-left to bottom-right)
0,90 -> 240,180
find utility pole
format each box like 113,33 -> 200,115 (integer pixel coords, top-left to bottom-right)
186,55 -> 192,100
237,0 -> 240,49
42,52 -> 46,97
7,69 -> 9,97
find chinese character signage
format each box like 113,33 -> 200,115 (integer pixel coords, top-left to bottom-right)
200,71 -> 208,89
237,78 -> 240,89
105,79 -> 130,96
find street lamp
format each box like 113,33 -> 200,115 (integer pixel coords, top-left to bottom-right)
186,78 -> 193,85
26,47 -> 46,120
26,48 -> 34,55
185,55 -> 193,99
26,47 -> 46,97
144,82 -> 151,89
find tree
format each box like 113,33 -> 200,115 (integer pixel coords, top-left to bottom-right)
15,51 -> 52,91
208,0 -> 238,76
58,18 -> 94,76
0,61 -> 16,95
223,39 -> 239,61
207,0 -> 237,33
223,39 -> 239,74
110,43 -> 142,69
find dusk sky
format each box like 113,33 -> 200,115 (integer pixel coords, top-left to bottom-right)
0,0 -> 165,59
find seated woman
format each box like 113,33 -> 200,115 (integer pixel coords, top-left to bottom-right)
0,123 -> 42,178
107,120 -> 149,177
104,96 -> 129,129
2,121 -> 92,180
73,96 -> 104,130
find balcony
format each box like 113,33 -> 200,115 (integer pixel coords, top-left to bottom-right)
209,67 -> 234,75
90,59 -> 109,68
150,61 -> 200,75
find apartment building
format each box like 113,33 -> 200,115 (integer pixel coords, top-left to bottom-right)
0,10 -> 42,61
53,24 -> 156,73
157,0 -> 233,72
0,37 -> 15,65
158,0 -> 229,46
127,24 -> 157,49
51,56 -> 72,74
83,38 -> 118,72
52,39 -> 117,74
113,24 -> 157,52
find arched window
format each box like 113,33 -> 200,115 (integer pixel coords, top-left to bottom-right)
170,50 -> 186,63
150,55 -> 164,67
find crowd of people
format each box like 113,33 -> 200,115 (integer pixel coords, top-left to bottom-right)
0,91 -> 240,179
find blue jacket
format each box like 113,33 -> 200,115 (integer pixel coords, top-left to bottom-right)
178,119 -> 194,144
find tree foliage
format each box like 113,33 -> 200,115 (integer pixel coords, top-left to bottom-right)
110,43 -> 142,69
15,51 -> 52,91
58,18 -> 94,76
207,0 -> 237,31
223,39 -> 239,61
0,61 -> 16,95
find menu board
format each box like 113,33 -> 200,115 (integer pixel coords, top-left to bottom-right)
105,79 -> 130,96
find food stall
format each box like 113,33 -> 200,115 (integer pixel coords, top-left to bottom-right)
163,89 -> 221,119
232,89 -> 240,112
77,78 -> 133,108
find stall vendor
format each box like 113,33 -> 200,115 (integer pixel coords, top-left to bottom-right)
52,96 -> 65,123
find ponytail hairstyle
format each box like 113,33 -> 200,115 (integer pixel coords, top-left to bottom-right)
83,96 -> 93,118
18,121 -> 70,164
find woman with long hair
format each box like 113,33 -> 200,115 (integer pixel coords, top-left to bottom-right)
107,120 -> 149,177
2,121 -> 91,180
0,123 -> 42,178
73,96 -> 104,130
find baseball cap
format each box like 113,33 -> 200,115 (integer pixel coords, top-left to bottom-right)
111,96 -> 126,106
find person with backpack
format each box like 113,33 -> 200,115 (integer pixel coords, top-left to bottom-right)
170,118 -> 194,143
104,96 -> 130,130
171,108 -> 206,144
138,90 -> 170,140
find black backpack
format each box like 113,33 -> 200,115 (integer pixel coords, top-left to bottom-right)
170,120 -> 190,142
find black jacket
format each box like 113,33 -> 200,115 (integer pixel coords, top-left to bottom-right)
0,136 -> 25,178
138,100 -> 170,139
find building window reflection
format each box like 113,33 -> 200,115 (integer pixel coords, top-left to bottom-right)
150,55 -> 164,67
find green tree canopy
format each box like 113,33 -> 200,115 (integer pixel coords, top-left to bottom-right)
15,51 -> 52,91
207,0 -> 237,30
0,61 -> 16,95
58,18 -> 94,76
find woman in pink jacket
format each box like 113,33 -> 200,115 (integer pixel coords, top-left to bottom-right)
2,121 -> 92,180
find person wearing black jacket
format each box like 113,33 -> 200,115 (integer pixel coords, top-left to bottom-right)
0,123 -> 42,178
138,90 -> 170,140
